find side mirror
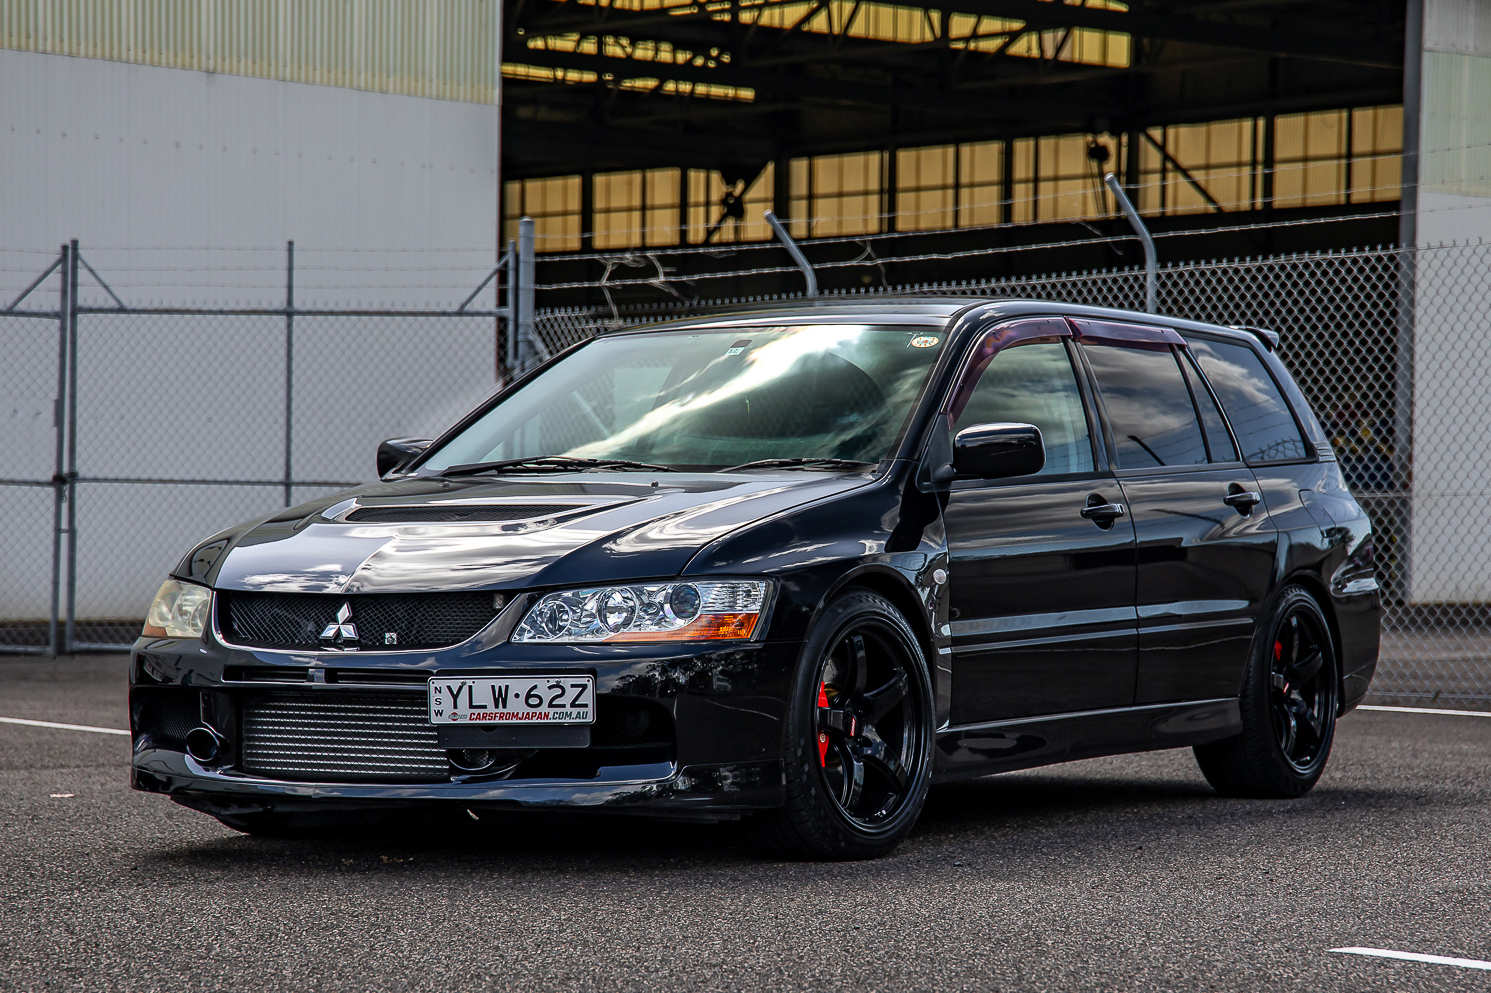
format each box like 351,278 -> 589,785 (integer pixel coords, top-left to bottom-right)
377,437 -> 432,478
952,422 -> 1044,480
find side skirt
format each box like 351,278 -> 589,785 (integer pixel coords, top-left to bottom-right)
931,697 -> 1241,783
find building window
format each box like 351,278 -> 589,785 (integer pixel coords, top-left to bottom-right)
742,1 -> 1129,69
1273,109 -> 1349,209
789,151 -> 888,238
594,169 -> 682,250
1350,105 -> 1404,203
896,145 -> 957,232
1036,134 -> 1112,221
687,166 -> 774,243
1135,118 -> 1261,215
956,141 -> 1005,228
503,176 -> 582,252
506,105 -> 1404,255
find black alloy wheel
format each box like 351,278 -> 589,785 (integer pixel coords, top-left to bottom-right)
1268,605 -> 1334,773
1194,585 -> 1339,798
814,628 -> 918,826
753,591 -> 934,859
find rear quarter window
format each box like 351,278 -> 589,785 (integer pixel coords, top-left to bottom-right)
1184,336 -> 1311,464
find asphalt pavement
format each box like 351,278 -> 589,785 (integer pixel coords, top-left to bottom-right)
2,655 -> 1489,992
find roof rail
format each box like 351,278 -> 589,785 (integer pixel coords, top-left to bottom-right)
1229,325 -> 1280,350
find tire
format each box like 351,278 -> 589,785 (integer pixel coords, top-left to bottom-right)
751,590 -> 935,860
1194,584 -> 1339,798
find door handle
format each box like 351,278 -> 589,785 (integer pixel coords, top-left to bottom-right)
1080,500 -> 1126,522
1224,485 -> 1262,514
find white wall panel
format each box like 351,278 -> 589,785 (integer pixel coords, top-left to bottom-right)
1408,0 -> 1491,602
0,47 -> 499,307
0,0 -> 496,104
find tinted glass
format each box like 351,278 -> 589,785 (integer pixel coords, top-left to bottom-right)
1186,337 -> 1310,464
1179,351 -> 1239,462
956,341 -> 1093,475
421,324 -> 945,471
1083,343 -> 1208,469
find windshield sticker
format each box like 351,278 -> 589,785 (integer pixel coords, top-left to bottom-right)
725,339 -> 753,356
910,335 -> 941,348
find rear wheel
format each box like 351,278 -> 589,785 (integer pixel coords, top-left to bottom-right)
1194,585 -> 1338,798
752,591 -> 934,860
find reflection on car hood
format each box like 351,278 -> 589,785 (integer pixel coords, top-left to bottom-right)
207,472 -> 875,593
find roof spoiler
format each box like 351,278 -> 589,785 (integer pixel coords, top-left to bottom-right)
1229,325 -> 1280,351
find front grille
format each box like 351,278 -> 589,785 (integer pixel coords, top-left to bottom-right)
219,591 -> 497,651
345,504 -> 571,524
240,691 -> 448,783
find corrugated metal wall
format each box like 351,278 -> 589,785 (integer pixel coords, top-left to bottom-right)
0,0 -> 495,102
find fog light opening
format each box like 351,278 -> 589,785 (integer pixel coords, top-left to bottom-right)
617,707 -> 652,739
447,748 -> 532,777
185,726 -> 225,764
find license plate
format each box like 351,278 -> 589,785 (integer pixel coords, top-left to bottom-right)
428,676 -> 594,725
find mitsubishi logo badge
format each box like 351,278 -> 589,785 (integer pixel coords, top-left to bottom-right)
319,602 -> 359,649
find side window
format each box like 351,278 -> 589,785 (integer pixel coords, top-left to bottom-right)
1185,337 -> 1310,464
1082,343 -> 1208,469
955,341 -> 1094,475
1178,351 -> 1239,462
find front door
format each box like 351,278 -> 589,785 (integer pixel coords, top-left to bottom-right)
942,325 -> 1138,725
1076,322 -> 1278,705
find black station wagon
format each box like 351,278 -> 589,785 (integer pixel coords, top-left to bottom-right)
130,299 -> 1381,859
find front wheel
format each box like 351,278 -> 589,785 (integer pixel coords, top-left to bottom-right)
752,591 -> 935,860
1194,585 -> 1339,798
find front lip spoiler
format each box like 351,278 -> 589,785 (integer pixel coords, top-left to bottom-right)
133,750 -> 785,815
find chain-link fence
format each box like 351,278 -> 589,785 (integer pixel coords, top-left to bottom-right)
6,238 -> 1490,710
536,242 -> 1491,710
2,246 -> 505,653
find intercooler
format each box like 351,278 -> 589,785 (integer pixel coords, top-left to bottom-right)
240,691 -> 450,783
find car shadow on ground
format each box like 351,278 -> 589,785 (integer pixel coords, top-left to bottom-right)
133,767 -> 1414,879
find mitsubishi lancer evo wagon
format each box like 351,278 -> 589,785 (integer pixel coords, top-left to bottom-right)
130,299 -> 1380,859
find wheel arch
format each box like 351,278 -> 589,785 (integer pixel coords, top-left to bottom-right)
1278,568 -> 1349,715
822,565 -> 936,669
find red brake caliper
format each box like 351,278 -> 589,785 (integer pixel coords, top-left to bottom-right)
817,681 -> 830,766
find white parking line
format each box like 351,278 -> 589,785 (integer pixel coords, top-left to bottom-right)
1358,704 -> 1491,718
1331,947 -> 1491,971
0,716 -> 130,736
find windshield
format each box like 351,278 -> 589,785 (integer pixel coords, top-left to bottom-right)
419,323 -> 947,472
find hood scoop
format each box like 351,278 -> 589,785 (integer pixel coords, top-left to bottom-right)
343,504 -> 576,525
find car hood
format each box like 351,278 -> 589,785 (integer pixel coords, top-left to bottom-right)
201,471 -> 876,594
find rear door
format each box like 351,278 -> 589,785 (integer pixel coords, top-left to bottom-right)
941,319 -> 1138,725
1075,321 -> 1277,705
1182,334 -> 1326,541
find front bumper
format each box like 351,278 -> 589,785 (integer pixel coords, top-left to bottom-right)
130,634 -> 796,819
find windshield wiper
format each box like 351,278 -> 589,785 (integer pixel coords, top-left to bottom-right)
718,458 -> 877,473
437,456 -> 678,477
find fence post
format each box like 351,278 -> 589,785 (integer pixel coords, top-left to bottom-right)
64,240 -> 80,654
764,210 -> 819,298
1393,245 -> 1416,595
283,241 -> 294,507
504,238 -> 517,376
516,218 -> 536,374
48,245 -> 69,657
1103,173 -> 1157,313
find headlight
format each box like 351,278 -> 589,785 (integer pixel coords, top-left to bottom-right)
141,579 -> 213,639
511,580 -> 769,643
